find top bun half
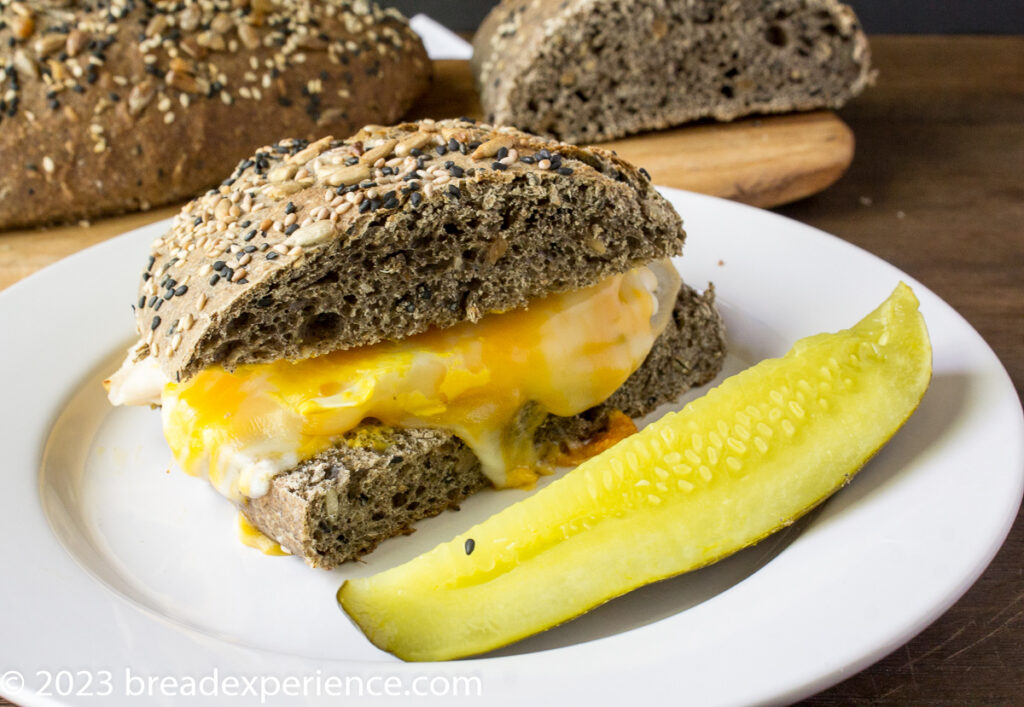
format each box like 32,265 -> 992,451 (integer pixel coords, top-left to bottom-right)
133,119 -> 686,382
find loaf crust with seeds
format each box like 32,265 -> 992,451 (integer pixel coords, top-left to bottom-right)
135,118 -> 686,384
471,0 -> 873,144
244,281 -> 726,568
0,0 -> 429,229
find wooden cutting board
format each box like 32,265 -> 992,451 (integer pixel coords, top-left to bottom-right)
0,59 -> 853,291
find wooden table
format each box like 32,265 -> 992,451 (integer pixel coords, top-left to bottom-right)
787,36 -> 1024,704
1,36 -> 1021,705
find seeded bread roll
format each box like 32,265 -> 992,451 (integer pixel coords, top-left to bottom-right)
471,0 -> 873,144
0,0 -> 429,229
135,118 -> 685,384
244,281 -> 726,568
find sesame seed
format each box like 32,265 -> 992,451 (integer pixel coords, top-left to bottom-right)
465,538 -> 475,555
150,316 -> 162,331
447,184 -> 461,198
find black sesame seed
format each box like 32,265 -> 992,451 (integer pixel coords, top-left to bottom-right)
358,200 -> 372,214
150,316 -> 161,331
212,260 -> 225,271
244,245 -> 257,253
163,290 -> 174,300
175,285 -> 188,296
537,149 -> 551,160
447,138 -> 459,153
465,538 -> 475,555
448,165 -> 465,178
237,278 -> 249,284
345,156 -> 359,165
244,229 -> 257,241
447,184 -> 461,198
209,274 -> 221,286
410,192 -> 423,207
146,255 -> 155,271
557,167 -> 574,175
435,144 -> 448,156
410,148 -> 423,157
153,299 -> 163,311
284,223 -> 299,235
256,296 -> 273,307
521,155 -> 535,164
368,198 -> 382,211
496,146 -> 509,160
639,167 -> 652,181
147,295 -> 158,307
492,161 -> 508,171
266,252 -> 279,260
138,296 -> 146,309
285,201 -> 297,214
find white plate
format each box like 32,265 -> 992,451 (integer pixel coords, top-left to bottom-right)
1,188 -> 1021,707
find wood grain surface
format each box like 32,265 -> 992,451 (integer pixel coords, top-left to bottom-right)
2,35 -> 1022,707
411,60 -> 856,208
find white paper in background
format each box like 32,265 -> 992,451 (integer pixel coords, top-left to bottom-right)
410,14 -> 474,60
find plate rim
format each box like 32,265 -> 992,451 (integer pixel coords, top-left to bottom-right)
1,187 -> 1021,706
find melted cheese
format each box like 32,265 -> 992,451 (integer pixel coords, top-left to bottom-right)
159,264 -> 678,501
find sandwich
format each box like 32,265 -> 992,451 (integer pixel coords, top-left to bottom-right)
105,118 -> 727,568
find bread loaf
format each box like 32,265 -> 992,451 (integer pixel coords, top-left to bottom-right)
244,282 -> 726,568
0,0 -> 429,229
472,0 -> 873,144
133,118 -> 687,384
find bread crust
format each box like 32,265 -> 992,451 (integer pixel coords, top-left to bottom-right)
135,118 -> 685,383
471,0 -> 874,143
0,0 -> 429,229
243,281 -> 727,568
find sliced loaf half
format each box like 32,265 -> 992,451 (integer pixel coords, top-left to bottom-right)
472,0 -> 874,143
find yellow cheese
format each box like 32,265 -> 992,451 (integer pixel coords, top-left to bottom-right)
161,264 -> 676,501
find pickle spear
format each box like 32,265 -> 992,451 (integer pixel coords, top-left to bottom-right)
338,283 -> 932,661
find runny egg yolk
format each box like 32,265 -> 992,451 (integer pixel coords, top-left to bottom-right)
161,265 -> 674,501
